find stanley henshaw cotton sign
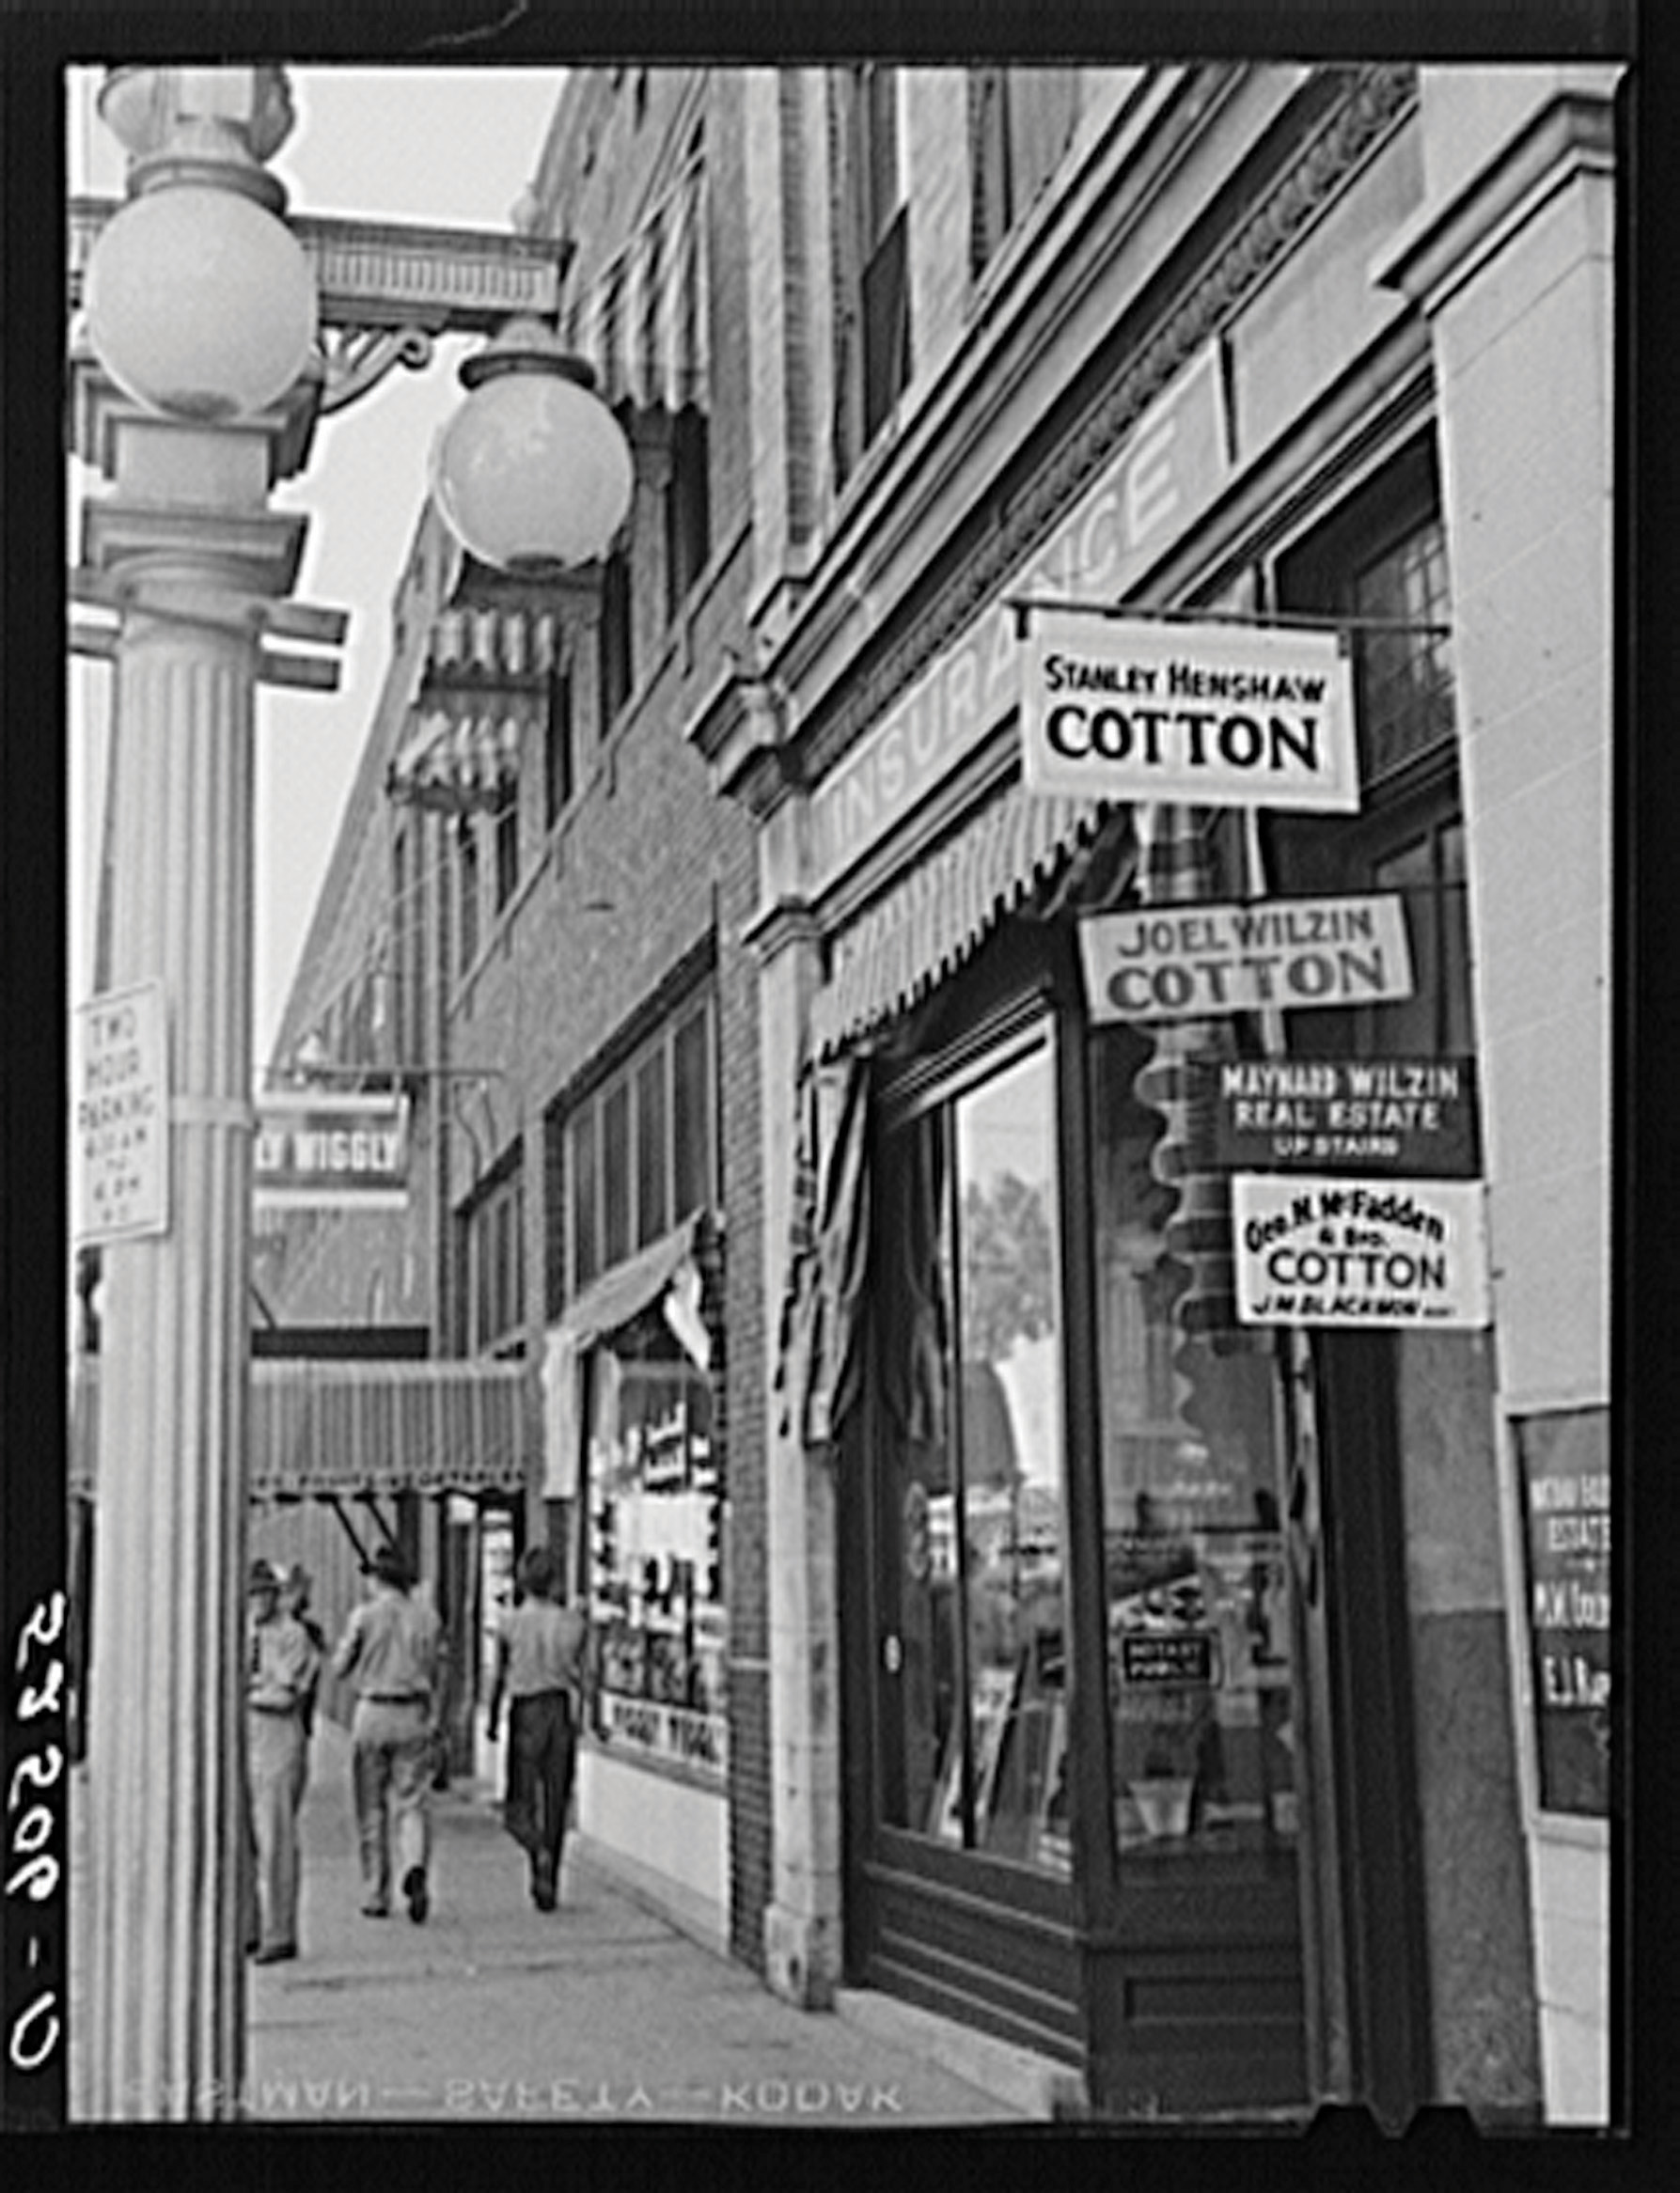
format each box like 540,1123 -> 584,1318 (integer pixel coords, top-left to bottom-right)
1020,610 -> 1359,811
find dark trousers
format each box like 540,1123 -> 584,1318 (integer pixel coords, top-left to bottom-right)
505,1690 -> 576,1892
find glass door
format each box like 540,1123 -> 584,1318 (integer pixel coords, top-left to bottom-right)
874,1031 -> 1074,1882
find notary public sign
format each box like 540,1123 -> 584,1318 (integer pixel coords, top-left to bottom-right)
1207,1056 -> 1480,1176
1078,892 -> 1413,1023
1233,1173 -> 1491,1329
73,979 -> 169,1244
1021,611 -> 1358,809
253,1091 -> 410,1209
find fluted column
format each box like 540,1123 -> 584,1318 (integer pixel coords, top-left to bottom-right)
76,408 -> 306,2116
84,588 -> 254,2119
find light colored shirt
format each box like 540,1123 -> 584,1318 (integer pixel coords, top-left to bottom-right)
498,1600 -> 588,1703
333,1586 -> 443,1702
247,1611 -> 319,1714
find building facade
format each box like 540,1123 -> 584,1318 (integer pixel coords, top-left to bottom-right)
255,59 -> 1616,2126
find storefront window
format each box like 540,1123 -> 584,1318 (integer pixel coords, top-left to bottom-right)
584,1325 -> 728,1780
1090,1024 -> 1297,1859
878,1032 -> 1072,1874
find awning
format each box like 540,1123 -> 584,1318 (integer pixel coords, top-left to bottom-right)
385,600 -> 559,813
809,785 -> 1123,1057
541,1211 -> 711,1500
385,702 -> 529,814
559,151 -> 710,414
70,1355 -> 541,1502
427,603 -> 560,682
556,1211 -> 706,1353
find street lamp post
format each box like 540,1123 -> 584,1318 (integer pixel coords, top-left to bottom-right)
70,64 -> 631,2121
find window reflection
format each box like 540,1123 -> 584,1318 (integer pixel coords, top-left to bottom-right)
879,1035 -> 1072,1873
1091,1026 -> 1297,1858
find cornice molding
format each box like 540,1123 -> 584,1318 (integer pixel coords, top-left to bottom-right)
1374,88 -> 1616,318
793,63 -> 1417,794
688,668 -> 798,820
68,197 -> 571,335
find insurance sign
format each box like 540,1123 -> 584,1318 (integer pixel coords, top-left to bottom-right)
253,1091 -> 410,1210
1079,892 -> 1413,1023
1021,611 -> 1358,809
1233,1174 -> 1491,1329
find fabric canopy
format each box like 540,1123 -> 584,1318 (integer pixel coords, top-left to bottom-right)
558,150 -> 710,414
809,786 -> 1119,1058
385,601 -> 559,814
385,702 -> 529,814
554,1211 -> 706,1354
541,1211 -> 710,1501
70,1355 -> 541,1502
428,603 -> 561,682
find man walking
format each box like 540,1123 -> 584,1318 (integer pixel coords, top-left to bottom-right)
332,1545 -> 445,1923
245,1558 -> 320,1965
487,1547 -> 589,1912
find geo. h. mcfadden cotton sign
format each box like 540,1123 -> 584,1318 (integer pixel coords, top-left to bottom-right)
1233,1174 -> 1491,1329
1021,610 -> 1358,810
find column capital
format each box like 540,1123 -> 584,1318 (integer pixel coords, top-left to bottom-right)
742,896 -> 821,966
69,346 -> 322,488
1374,86 -> 1616,317
81,500 -> 308,605
689,666 -> 801,818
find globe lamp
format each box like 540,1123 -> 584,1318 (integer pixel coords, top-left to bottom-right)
83,180 -> 318,422
432,318 -> 635,572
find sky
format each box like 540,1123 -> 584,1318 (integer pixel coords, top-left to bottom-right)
68,64 -> 570,1069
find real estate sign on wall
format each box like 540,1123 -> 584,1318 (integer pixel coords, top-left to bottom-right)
1078,892 -> 1413,1023
1515,1409 -> 1610,1817
1232,1173 -> 1491,1329
1021,611 -> 1359,808
253,1091 -> 410,1209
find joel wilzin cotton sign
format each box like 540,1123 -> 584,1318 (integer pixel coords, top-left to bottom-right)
1021,611 -> 1359,810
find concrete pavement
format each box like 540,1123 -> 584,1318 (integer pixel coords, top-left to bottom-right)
234,1718 -> 1037,2128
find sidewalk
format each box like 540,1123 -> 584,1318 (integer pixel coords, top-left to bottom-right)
240,1719 -> 1036,2127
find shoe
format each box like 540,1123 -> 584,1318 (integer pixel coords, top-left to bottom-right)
402,1865 -> 429,1924
251,1943 -> 297,1965
360,1902 -> 390,1919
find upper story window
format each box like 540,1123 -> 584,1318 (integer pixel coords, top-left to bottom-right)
455,815 -> 479,977
543,664 -> 574,831
831,64 -> 912,489
666,405 -> 712,619
458,1159 -> 525,1358
494,785 -> 519,913
391,820 -> 426,1067
1269,431 -> 1471,1059
599,539 -> 635,729
969,67 -> 1081,277
558,990 -> 716,1299
1277,436 -> 1456,794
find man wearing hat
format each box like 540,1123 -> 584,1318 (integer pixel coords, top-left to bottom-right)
331,1544 -> 446,1922
245,1557 -> 321,1965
